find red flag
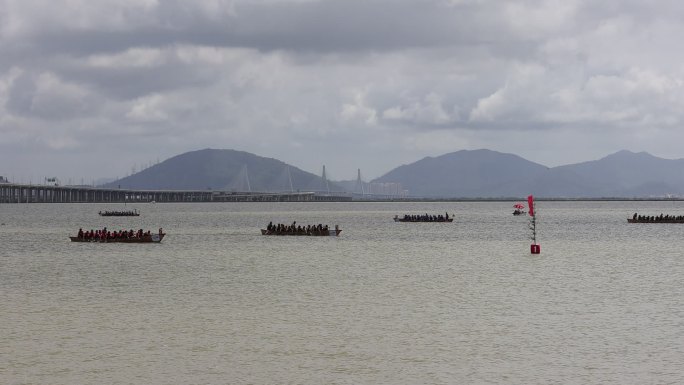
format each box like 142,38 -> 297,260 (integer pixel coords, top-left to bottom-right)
527,195 -> 535,217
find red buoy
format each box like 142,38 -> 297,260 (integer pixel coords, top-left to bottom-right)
530,244 -> 541,254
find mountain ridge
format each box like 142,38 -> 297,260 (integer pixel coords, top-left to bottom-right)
103,148 -> 684,198
373,149 -> 684,198
103,148 -> 339,192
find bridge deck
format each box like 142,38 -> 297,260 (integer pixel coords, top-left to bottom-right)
0,183 -> 351,203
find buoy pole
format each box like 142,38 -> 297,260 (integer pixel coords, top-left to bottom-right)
528,195 -> 540,254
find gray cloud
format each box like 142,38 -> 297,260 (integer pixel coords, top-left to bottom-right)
2,0 -> 684,181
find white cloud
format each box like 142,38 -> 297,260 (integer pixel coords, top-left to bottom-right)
88,48 -> 166,68
503,0 -> 580,37
340,89 -> 378,126
126,93 -> 170,122
3,0 -> 684,179
383,93 -> 458,125
469,63 -> 548,123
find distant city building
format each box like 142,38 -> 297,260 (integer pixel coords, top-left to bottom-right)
0,176 -> 8,183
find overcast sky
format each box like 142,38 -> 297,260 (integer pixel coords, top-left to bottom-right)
2,0 -> 684,183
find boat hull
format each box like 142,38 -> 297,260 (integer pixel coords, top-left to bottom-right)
70,233 -> 165,243
261,229 -> 341,236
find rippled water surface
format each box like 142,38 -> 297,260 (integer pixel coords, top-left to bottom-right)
2,201 -> 684,384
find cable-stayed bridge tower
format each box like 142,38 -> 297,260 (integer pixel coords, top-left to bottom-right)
354,168 -> 366,196
234,164 -> 251,192
321,165 -> 330,194
287,166 -> 294,192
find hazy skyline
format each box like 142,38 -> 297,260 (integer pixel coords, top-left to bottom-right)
2,0 -> 684,183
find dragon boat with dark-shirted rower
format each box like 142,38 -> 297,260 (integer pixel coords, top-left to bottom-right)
628,213 -> 684,223
98,209 -> 140,217
261,227 -> 341,236
627,217 -> 684,224
393,214 -> 453,222
70,232 -> 165,243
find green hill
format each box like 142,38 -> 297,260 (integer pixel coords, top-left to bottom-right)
103,148 -> 331,191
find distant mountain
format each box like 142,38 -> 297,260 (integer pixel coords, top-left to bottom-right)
372,149 -> 684,198
550,150 -> 684,197
372,149 -> 549,197
104,148 -> 684,198
103,148 -> 334,191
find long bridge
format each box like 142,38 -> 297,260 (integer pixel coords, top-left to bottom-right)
0,183 -> 352,203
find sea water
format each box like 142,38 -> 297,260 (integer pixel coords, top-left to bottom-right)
1,201 -> 684,384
